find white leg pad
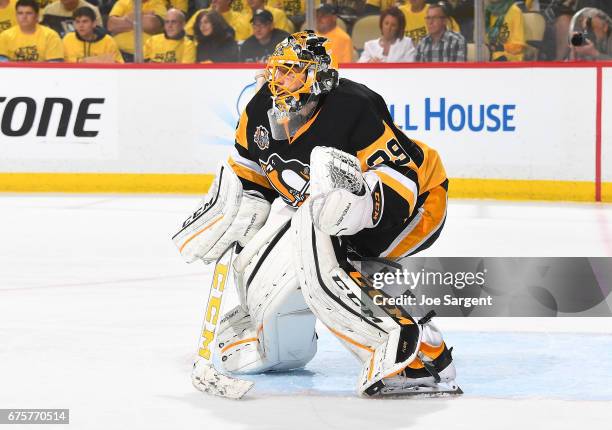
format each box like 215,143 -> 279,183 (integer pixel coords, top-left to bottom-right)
220,200 -> 317,374
217,305 -> 262,373
291,204 -> 398,363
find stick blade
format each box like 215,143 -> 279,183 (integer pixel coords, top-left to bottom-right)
192,362 -> 254,400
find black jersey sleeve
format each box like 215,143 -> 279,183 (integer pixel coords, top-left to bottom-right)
228,109 -> 277,202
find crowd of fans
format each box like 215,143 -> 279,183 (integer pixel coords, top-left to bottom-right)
0,0 -> 609,63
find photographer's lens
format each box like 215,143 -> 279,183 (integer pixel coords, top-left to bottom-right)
570,32 -> 586,47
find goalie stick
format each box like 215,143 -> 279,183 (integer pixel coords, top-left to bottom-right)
192,243 -> 254,399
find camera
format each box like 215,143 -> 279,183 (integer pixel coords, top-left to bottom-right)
570,32 -> 589,46
570,17 -> 595,47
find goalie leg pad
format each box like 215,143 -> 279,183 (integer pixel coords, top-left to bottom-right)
221,206 -> 317,374
291,204 -> 398,363
216,305 -> 262,374
360,321 -> 459,397
292,204 -> 457,395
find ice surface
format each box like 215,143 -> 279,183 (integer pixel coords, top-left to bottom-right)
0,195 -> 610,429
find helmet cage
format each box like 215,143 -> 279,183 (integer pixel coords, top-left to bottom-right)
265,31 -> 338,114
266,59 -> 318,113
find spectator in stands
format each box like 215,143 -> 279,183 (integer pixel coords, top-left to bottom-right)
400,0 -> 432,45
315,4 -> 352,64
529,0 -> 573,60
553,0 -> 612,60
0,0 -> 17,34
400,0 -> 460,46
359,6 -> 416,62
444,0 -> 473,42
193,9 -> 238,62
96,0 -> 117,18
485,0 -> 525,61
144,8 -> 195,62
364,0 -> 396,16
107,0 -> 167,62
569,7 -> 612,60
416,2 -> 466,61
41,0 -> 101,38
240,9 -> 289,62
186,0 -> 251,41
0,0 -> 63,61
63,6 -> 123,62
243,0 -> 293,34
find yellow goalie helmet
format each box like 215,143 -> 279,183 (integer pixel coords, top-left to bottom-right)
265,31 -> 339,139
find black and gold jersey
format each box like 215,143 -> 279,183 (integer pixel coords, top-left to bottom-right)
228,78 -> 447,257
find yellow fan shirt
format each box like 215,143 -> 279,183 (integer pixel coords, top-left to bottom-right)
0,24 -> 63,61
487,3 -> 525,61
0,0 -> 17,34
231,0 -> 245,13
165,0 -> 187,13
318,25 -> 352,65
144,33 -> 195,63
364,0 -> 395,12
63,31 -> 124,63
110,0 -> 167,54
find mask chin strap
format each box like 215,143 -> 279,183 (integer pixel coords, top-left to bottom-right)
267,97 -> 319,141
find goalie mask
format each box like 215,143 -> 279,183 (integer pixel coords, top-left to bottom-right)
265,30 -> 339,140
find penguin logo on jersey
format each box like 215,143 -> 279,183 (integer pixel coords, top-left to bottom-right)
260,154 -> 310,207
254,125 -> 270,150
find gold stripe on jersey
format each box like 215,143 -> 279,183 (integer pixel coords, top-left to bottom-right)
227,156 -> 272,189
357,124 -> 447,196
383,183 -> 447,259
355,121 -> 405,171
235,110 -> 249,150
411,139 -> 447,194
373,168 -> 417,217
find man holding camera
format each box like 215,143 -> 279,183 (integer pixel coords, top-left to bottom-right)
570,7 -> 611,61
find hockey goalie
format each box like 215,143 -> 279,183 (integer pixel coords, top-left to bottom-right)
173,31 -> 460,397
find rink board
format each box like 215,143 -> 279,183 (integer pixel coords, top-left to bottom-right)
603,67 -> 612,202
0,63 -> 609,201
